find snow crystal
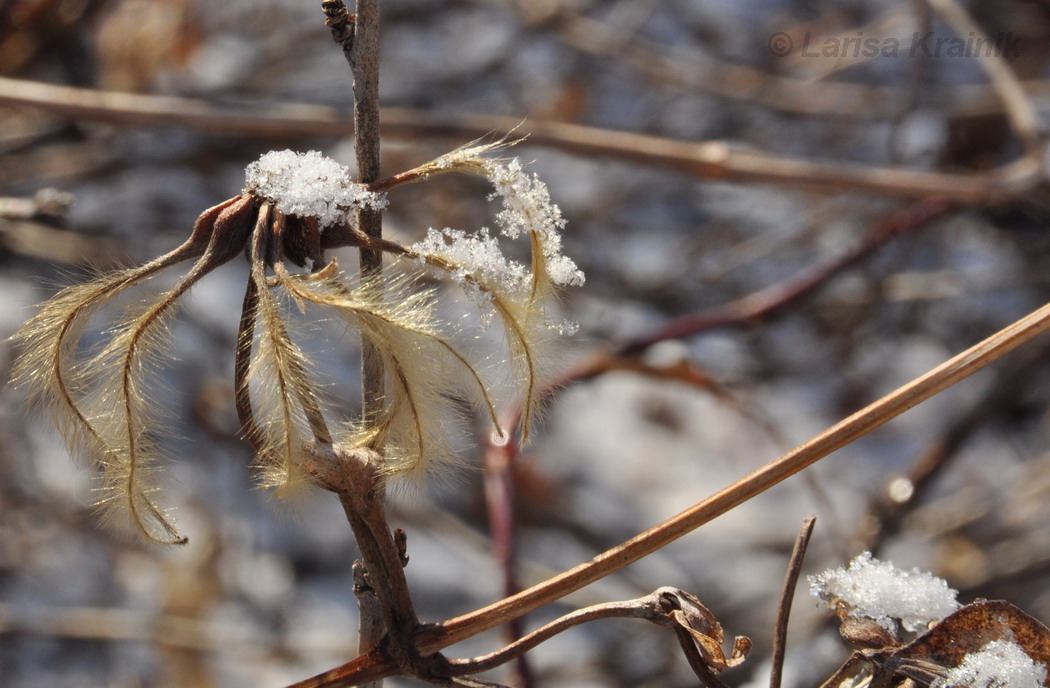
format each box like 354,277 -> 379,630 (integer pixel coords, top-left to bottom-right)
809,552 -> 960,633
484,159 -> 584,288
486,158 -> 565,240
934,639 -> 1047,688
410,227 -> 530,319
244,150 -> 387,228
407,155 -> 583,332
546,253 -> 586,288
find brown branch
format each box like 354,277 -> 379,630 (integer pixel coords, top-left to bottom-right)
770,516 -> 817,688
375,117 -> 1041,204
300,446 -> 421,662
418,299 -> 1050,653
344,0 -> 385,428
441,592 -> 674,676
321,2 -> 391,685
617,198 -> 952,356
0,78 -> 1043,203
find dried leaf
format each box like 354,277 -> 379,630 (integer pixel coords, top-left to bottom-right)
886,600 -> 1050,686
658,587 -> 751,671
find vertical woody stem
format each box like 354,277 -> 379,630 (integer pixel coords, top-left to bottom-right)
350,3 -> 386,682
351,0 -> 385,427
324,1 -> 388,682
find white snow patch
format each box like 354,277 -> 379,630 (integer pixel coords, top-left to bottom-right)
411,226 -> 529,324
934,638 -> 1047,688
484,158 -> 584,288
244,150 -> 386,228
809,551 -> 960,633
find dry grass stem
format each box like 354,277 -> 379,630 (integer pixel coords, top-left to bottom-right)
418,298 -> 1050,654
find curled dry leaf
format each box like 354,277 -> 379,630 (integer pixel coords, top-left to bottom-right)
656,587 -> 751,671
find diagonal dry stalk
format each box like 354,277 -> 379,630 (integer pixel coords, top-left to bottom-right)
422,299 -> 1050,651
288,297 -> 1050,686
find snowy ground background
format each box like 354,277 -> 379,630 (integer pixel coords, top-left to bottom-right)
1,1 -> 1049,686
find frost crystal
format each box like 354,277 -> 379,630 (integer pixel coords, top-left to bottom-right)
484,159 -> 584,288
245,150 -> 387,228
934,639 -> 1047,688
411,227 -> 529,321
809,552 -> 960,633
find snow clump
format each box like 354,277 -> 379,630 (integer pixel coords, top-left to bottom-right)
934,638 -> 1047,688
809,551 -> 960,633
245,150 -> 387,228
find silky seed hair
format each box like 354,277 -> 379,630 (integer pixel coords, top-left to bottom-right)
10,143 -> 583,543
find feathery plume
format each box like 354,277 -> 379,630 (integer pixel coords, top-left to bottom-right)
279,266 -> 501,481
407,154 -> 584,440
244,204 -> 330,495
9,196 -> 254,543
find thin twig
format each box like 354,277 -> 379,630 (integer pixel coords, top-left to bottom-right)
770,516 -> 817,688
442,593 -> 670,676
674,627 -> 732,688
347,0 -> 385,427
617,198 -> 951,356
926,0 -> 1042,156
323,1 -> 390,682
